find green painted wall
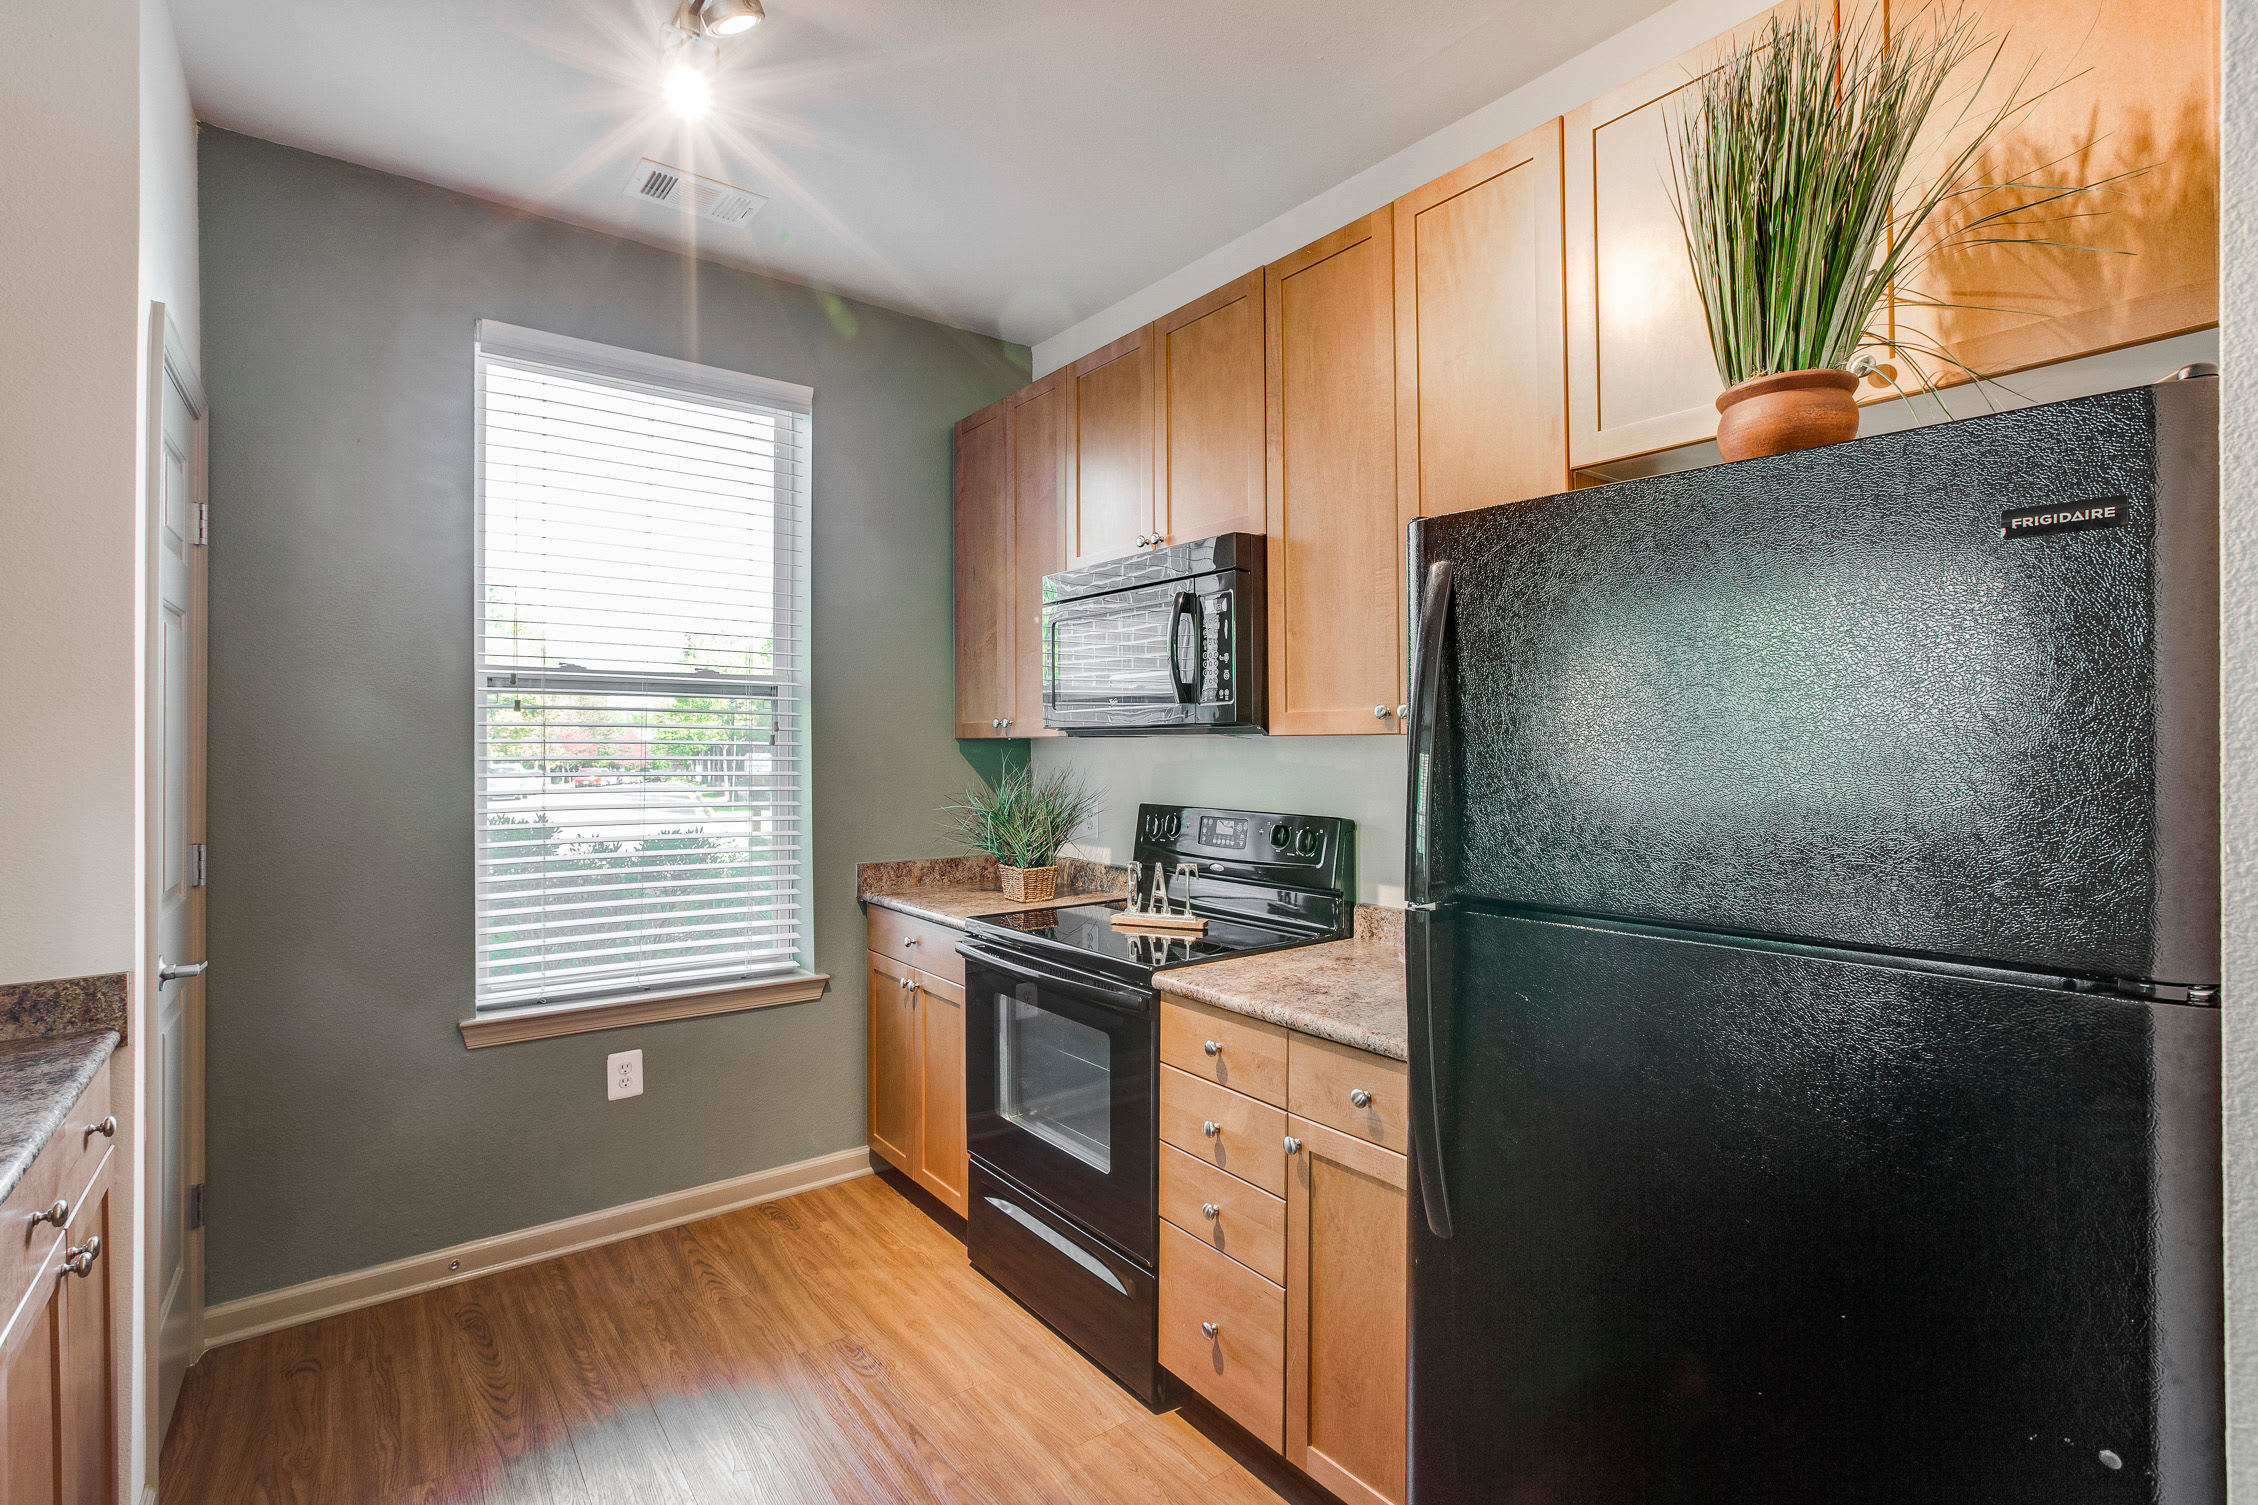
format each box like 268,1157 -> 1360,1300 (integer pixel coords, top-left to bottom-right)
199,130 -> 1026,1303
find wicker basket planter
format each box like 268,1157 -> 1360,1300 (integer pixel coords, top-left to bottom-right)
998,864 -> 1059,903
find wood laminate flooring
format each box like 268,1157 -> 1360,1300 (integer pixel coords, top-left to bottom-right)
158,1174 -> 1294,1505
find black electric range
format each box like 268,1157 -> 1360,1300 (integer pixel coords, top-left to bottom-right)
955,804 -> 1354,1405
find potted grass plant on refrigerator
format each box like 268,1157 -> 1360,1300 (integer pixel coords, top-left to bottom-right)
1667,3 -> 2126,461
945,767 -> 1102,903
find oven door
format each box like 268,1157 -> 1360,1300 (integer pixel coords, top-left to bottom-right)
962,942 -> 1158,1265
1043,577 -> 1251,732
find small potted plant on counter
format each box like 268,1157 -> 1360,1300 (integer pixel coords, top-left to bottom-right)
945,767 -> 1102,904
1667,3 -> 2124,461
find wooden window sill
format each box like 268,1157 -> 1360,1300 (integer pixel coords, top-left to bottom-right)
459,972 -> 831,1049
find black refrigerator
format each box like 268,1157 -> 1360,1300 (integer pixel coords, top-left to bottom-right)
1402,376 -> 2223,1505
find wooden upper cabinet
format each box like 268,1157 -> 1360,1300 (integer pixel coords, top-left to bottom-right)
1070,329 -> 1156,567
1009,373 -> 1072,737
1889,0 -> 2219,384
1153,271 -> 1269,544
952,398 -> 1015,738
1395,120 -> 1568,517
1266,209 -> 1406,737
1565,5 -> 1804,467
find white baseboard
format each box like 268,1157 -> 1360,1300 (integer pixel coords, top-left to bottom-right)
200,1147 -> 871,1352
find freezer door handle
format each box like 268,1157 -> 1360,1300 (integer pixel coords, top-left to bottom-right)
1406,560 -> 1453,908
1408,908 -> 1455,1239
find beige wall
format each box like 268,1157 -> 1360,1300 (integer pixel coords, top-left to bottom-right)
0,0 -> 144,986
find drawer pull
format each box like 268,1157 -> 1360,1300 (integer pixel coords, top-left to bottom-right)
1200,1202 -> 1220,1220
1201,1120 -> 1220,1138
62,1235 -> 102,1278
1203,1039 -> 1222,1056
1349,1088 -> 1373,1109
902,935 -> 920,947
84,1115 -> 117,1144
1200,1321 -> 1220,1339
28,1200 -> 69,1229
1283,1136 -> 1302,1154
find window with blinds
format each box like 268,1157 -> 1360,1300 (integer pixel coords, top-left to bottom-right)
473,321 -> 812,1014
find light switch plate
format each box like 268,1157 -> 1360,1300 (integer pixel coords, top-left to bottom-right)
607,1049 -> 644,1100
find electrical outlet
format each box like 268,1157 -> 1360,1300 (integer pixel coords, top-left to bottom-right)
607,1049 -> 644,1101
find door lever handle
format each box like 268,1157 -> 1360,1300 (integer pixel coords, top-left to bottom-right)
158,958 -> 209,986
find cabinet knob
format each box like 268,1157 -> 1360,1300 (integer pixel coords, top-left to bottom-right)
1201,1120 -> 1220,1138
62,1235 -> 102,1278
1349,1088 -> 1373,1109
1200,1202 -> 1219,1220
902,935 -> 920,947
1283,1136 -> 1302,1154
28,1200 -> 68,1230
1373,705 -> 1392,719
1200,1321 -> 1219,1339
85,1116 -> 116,1144
1203,1040 -> 1221,1057
1396,704 -> 1410,720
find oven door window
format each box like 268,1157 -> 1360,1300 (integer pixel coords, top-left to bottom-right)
997,996 -> 1113,1173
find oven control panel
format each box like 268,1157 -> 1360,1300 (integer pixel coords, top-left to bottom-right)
1131,804 -> 1354,894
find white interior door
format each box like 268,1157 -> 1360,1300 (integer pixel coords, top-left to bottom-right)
149,310 -> 206,1433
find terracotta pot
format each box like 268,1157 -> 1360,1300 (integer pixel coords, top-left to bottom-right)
1713,368 -> 1861,462
998,864 -> 1058,903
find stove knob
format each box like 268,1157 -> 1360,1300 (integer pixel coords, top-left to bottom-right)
1166,812 -> 1182,838
1295,827 -> 1320,856
1270,822 -> 1291,850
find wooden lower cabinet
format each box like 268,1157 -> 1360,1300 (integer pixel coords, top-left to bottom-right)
1286,1116 -> 1408,1505
0,1066 -> 117,1505
866,912 -> 969,1217
1156,1003 -> 1409,1505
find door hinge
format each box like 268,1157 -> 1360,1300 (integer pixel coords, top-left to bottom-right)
190,843 -> 207,888
193,503 -> 209,546
186,1183 -> 204,1231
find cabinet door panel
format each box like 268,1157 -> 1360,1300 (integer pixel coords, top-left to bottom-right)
1265,210 -> 1405,736
953,399 -> 1015,737
1155,272 -> 1268,544
1396,121 -> 1567,516
1010,373 -> 1072,737
1071,330 -> 1155,567
57,1176 -> 110,1505
1286,1116 -> 1408,1505
867,953 -> 918,1172
1890,0 -> 2217,383
1565,4 -> 1804,466
913,970 -> 968,1218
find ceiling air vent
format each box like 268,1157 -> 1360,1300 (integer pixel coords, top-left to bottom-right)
624,157 -> 767,227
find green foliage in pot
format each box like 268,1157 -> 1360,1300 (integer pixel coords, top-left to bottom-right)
944,768 -> 1102,871
1666,3 -> 2125,393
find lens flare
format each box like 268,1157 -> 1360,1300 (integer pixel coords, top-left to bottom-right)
662,63 -> 712,119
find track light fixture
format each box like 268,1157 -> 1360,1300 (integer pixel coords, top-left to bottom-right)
696,0 -> 764,37
660,0 -> 762,119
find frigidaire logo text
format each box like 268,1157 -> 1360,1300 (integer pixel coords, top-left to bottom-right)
2000,497 -> 2128,539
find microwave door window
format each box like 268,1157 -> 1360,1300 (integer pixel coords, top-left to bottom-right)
997,993 -> 1114,1173
1052,601 -> 1179,710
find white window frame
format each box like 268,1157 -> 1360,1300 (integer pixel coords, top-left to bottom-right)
461,320 -> 821,1047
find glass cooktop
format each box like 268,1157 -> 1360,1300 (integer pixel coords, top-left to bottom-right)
966,899 -> 1314,974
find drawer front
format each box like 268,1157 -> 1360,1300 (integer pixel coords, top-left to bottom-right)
1160,1143 -> 1285,1285
1160,995 -> 1288,1107
0,1057 -> 112,1354
1288,1033 -> 1410,1152
867,906 -> 966,987
1160,1221 -> 1285,1450
1160,1065 -> 1287,1196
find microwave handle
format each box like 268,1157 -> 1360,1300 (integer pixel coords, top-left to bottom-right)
1168,591 -> 1202,705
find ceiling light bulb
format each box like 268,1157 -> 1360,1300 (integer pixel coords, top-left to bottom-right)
700,0 -> 764,37
663,63 -> 712,119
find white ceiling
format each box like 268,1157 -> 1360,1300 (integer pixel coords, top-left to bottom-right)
171,0 -> 1673,348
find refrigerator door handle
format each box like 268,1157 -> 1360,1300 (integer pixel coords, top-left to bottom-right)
1407,906 -> 1454,1239
1406,560 -> 1454,907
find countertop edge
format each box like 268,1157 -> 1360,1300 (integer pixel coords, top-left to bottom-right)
0,1029 -> 119,1206
1156,961 -> 1408,1062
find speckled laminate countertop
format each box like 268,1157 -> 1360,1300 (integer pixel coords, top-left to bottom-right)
1157,933 -> 1408,1061
0,1031 -> 117,1205
863,885 -> 1126,927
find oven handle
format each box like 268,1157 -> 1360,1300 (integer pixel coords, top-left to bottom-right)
1168,591 -> 1202,705
958,941 -> 1155,1016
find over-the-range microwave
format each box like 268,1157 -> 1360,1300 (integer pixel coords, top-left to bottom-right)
1041,533 -> 1266,734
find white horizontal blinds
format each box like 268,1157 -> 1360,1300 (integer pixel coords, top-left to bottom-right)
474,330 -> 810,1012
